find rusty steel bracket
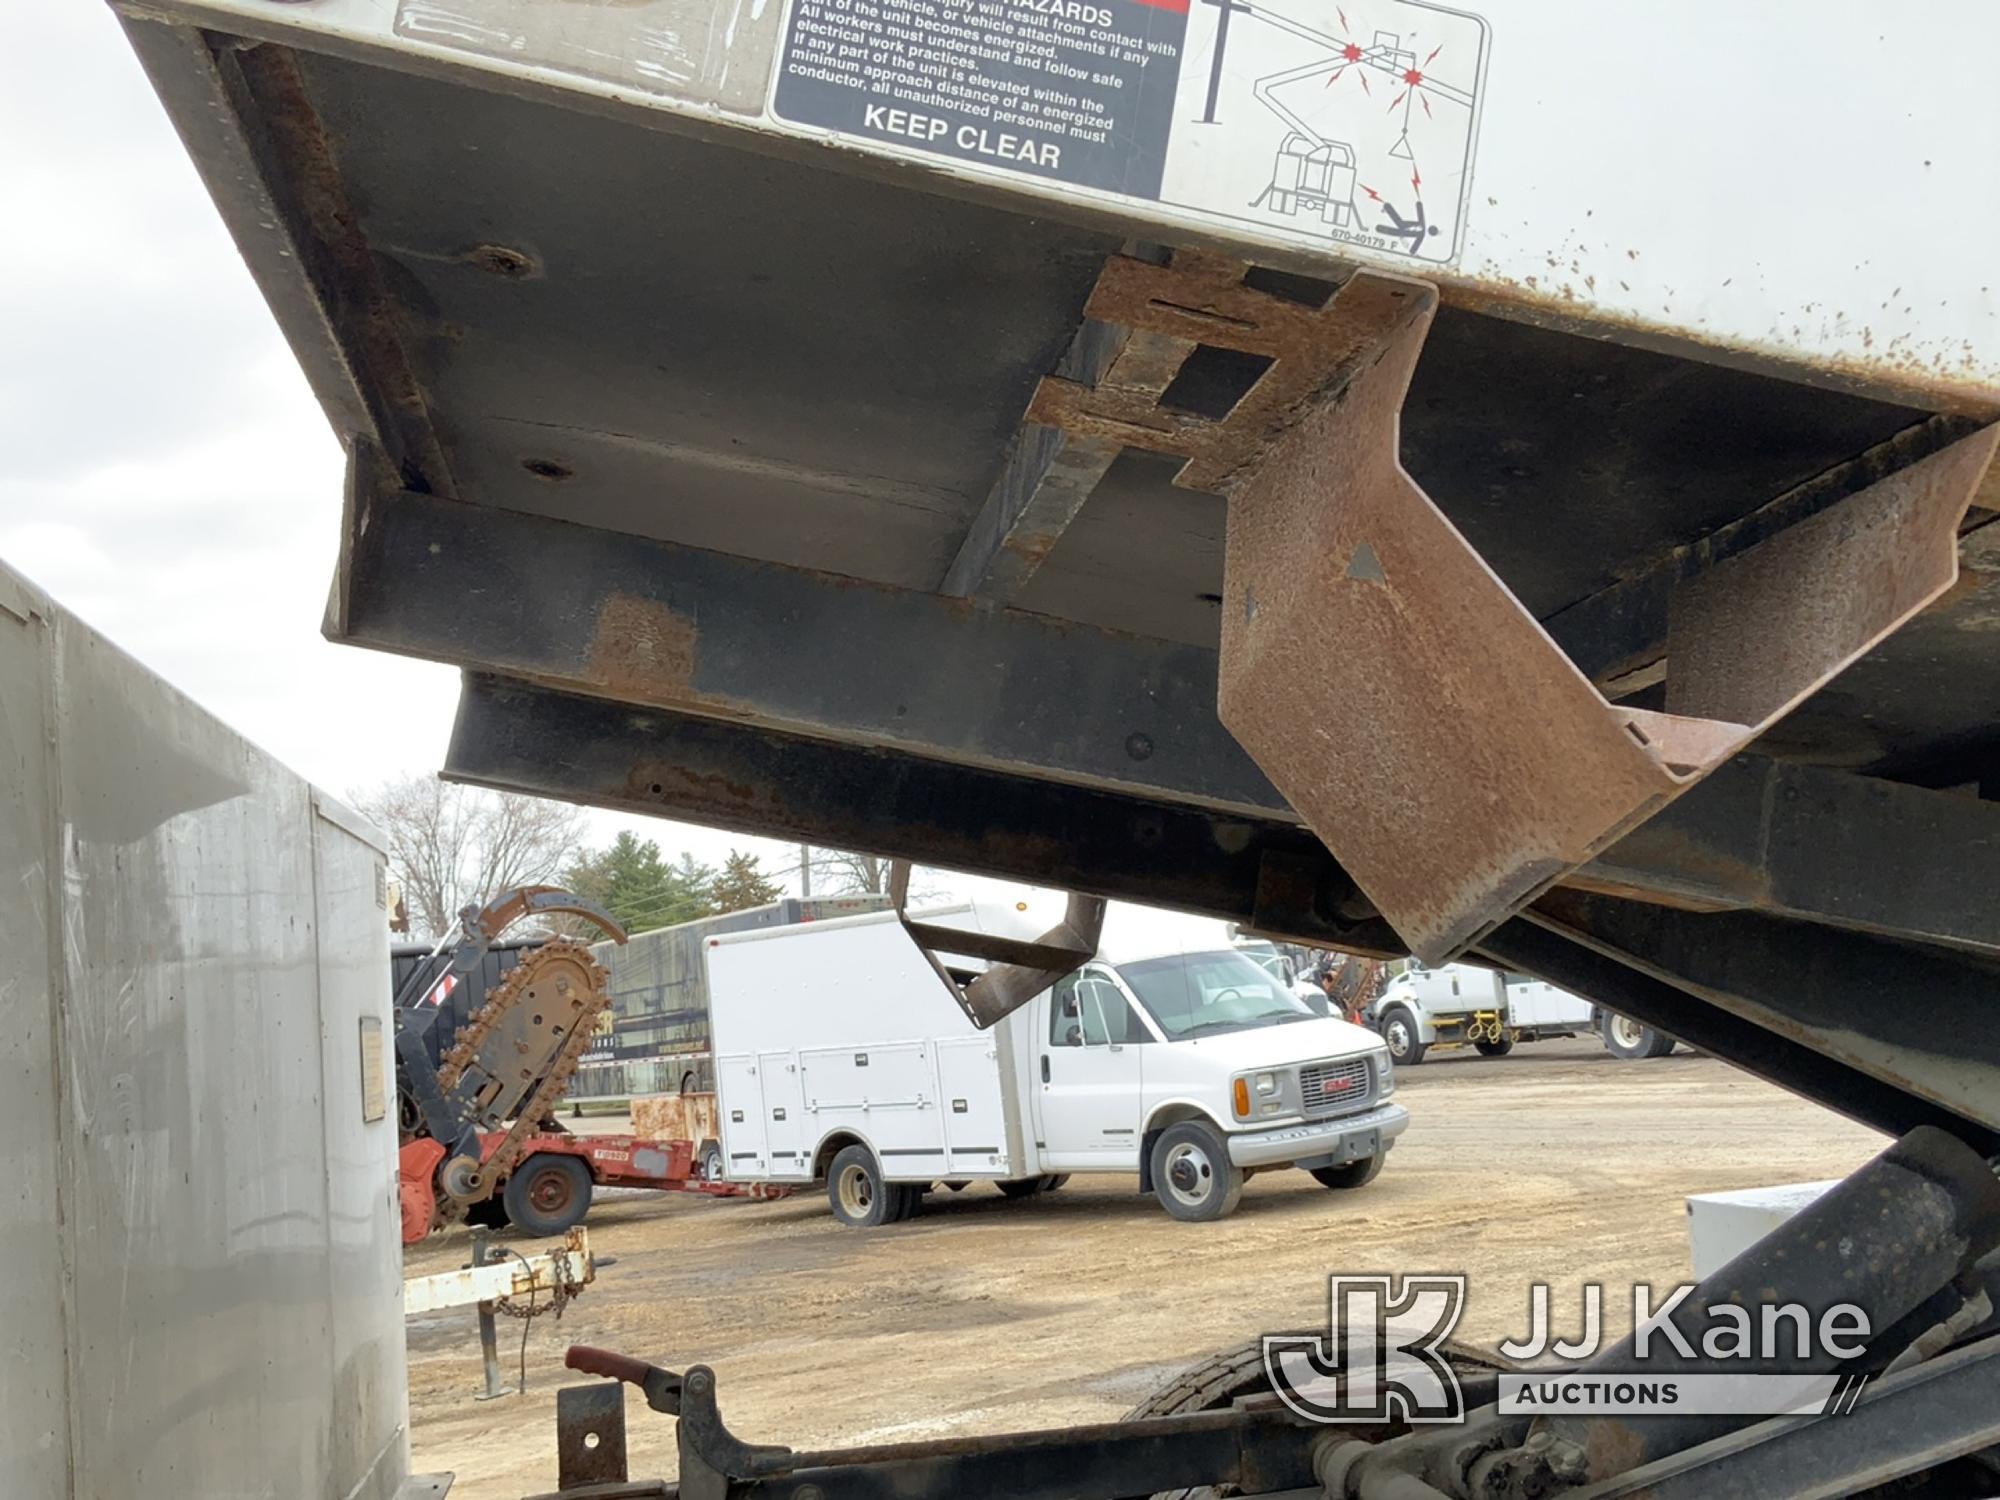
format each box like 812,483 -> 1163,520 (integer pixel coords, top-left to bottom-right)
1027,249 -> 1421,494
889,861 -> 1104,1028
1215,274 -> 2000,962
555,1381 -> 628,1489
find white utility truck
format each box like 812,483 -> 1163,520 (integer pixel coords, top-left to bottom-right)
705,900 -> 1403,1224
1369,963 -> 1678,1065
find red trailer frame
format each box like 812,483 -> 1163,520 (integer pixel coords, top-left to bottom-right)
399,1132 -> 788,1245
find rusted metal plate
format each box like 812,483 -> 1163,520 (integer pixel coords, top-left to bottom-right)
1026,250 -> 1416,495
1666,427 -> 2000,727
890,861 -> 1105,1029
556,1380 -> 629,1489
1216,273 -> 2000,962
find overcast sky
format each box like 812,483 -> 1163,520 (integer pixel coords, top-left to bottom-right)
0,3 -> 831,892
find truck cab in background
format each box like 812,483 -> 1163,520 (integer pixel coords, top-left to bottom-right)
707,899 -> 1404,1224
1369,962 -> 1680,1065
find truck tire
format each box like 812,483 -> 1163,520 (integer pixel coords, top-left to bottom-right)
997,1178 -> 1047,1199
827,1144 -> 900,1227
1601,1011 -> 1677,1060
1380,1005 -> 1428,1066
1309,1154 -> 1384,1190
1150,1122 -> 1244,1222
1125,1335 -> 1520,1499
1474,1037 -> 1514,1057
502,1153 -> 593,1237
1043,1174 -> 1070,1191
697,1141 -> 725,1182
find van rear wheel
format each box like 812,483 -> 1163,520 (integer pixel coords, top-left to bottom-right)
1151,1122 -> 1244,1222
827,1145 -> 899,1228
1601,1012 -> 1677,1060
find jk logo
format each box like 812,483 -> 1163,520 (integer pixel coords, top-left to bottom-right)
1262,1275 -> 1468,1424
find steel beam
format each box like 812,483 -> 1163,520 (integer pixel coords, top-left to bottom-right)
334,487 -> 1282,817
1580,753 -> 2000,957
1545,415 -> 1989,689
442,675 -> 1397,956
1580,1332 -> 2000,1500
1525,890 -> 2000,1136
1474,922 -> 1996,1151
338,489 -> 2000,955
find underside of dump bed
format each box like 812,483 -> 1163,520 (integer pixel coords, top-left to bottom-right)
118,1 -> 2000,1160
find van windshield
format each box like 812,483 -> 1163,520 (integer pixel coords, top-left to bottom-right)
1118,949 -> 1318,1039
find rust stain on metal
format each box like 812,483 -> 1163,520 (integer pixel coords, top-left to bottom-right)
625,760 -> 763,811
1213,271 -> 2000,963
229,43 -> 455,494
585,594 -> 697,705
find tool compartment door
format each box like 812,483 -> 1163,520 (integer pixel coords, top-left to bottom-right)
759,1050 -> 809,1177
1507,979 -> 1594,1030
935,1035 -> 1009,1177
800,1041 -> 941,1178
716,1053 -> 769,1177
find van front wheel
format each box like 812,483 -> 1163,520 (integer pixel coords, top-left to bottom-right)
1379,1006 -> 1427,1066
1151,1122 -> 1244,1222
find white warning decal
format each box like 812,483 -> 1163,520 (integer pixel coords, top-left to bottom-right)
1161,0 -> 1488,264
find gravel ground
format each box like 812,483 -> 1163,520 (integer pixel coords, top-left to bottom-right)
402,1038 -> 1882,1497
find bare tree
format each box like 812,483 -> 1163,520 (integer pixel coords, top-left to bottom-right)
811,848 -> 890,895
781,848 -> 926,898
355,775 -> 586,940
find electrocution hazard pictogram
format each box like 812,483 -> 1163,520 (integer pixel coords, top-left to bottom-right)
1161,0 -> 1488,263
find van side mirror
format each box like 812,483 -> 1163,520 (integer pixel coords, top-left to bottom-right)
1064,1024 -> 1083,1047
1061,994 -> 1079,1018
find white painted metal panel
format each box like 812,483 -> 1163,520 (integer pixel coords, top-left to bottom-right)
708,910 -> 1014,1181
717,1054 -> 771,1175
1687,1180 -> 1839,1279
759,1049 -> 810,1172
312,796 -> 409,1500
121,0 -> 2000,402
0,574 -> 71,1500
936,1035 -> 1011,1176
0,559 -> 409,1500
1504,978 -> 1594,1031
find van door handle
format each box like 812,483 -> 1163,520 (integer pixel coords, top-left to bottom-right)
1041,1055 -> 1050,1083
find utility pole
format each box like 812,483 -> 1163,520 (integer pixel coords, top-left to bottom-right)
799,842 -> 812,898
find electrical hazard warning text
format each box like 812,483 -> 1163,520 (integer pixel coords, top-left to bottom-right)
775,0 -> 1190,197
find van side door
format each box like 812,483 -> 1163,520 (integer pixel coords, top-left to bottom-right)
1035,967 -> 1144,1170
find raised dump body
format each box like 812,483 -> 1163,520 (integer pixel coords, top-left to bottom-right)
111,4 -> 2000,1496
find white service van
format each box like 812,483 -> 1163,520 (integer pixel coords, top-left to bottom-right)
1369,962 -> 1679,1064
705,899 -> 1405,1225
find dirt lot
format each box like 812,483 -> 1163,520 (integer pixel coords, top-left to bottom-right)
404,1041 -> 1882,1497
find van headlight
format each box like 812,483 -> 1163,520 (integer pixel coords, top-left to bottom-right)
1377,1049 -> 1396,1097
1254,1071 -> 1279,1095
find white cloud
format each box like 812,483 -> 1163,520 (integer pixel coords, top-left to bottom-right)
0,0 -> 825,893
